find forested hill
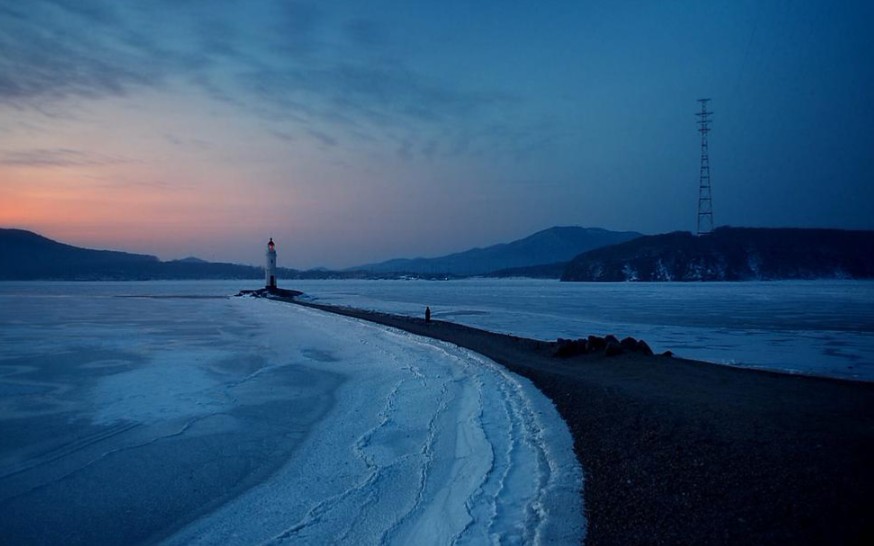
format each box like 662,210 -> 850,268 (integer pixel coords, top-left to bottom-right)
561,227 -> 874,282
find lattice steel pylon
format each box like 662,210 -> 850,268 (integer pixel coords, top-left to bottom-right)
696,98 -> 714,236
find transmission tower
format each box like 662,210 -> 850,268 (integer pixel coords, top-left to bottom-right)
696,98 -> 714,235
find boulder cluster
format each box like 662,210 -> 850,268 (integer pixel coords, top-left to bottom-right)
554,334 -> 654,358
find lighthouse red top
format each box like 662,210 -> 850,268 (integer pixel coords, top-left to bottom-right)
268,238 -> 275,251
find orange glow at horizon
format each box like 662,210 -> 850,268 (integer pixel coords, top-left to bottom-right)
0,156 -> 302,258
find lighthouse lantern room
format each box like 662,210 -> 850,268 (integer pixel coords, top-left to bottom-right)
266,237 -> 277,290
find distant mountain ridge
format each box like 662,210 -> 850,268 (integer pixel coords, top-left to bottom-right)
0,228 -> 157,279
561,227 -> 874,281
353,226 -> 642,276
5,227 -> 871,282
0,229 -> 269,280
4,227 -> 641,281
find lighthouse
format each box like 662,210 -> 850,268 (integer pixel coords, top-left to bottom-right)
265,237 -> 277,290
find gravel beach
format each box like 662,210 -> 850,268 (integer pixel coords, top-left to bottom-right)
285,297 -> 874,545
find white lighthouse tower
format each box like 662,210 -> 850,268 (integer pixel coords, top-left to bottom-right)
265,237 -> 277,290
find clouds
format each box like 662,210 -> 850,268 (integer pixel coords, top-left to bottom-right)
0,1 -> 160,101
1,1 -> 872,267
272,0 -> 325,56
0,0 -> 520,160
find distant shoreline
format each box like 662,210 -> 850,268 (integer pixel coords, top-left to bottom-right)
260,290 -> 874,545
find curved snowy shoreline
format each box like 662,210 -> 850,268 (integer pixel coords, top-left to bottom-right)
165,298 -> 583,545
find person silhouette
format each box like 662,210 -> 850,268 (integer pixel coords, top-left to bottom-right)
425,306 -> 432,323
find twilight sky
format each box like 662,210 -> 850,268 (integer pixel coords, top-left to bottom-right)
1,0 -> 872,268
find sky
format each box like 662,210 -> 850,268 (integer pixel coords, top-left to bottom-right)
1,0 -> 872,269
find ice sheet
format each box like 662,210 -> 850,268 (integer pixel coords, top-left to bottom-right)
0,290 -> 346,544
166,299 -> 582,545
0,283 -> 582,544
292,278 -> 874,382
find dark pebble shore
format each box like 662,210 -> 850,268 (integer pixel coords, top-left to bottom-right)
269,294 -> 874,545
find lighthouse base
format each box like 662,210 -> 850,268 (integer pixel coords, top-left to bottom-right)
238,287 -> 303,299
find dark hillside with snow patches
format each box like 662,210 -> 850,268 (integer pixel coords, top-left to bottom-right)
561,227 -> 874,282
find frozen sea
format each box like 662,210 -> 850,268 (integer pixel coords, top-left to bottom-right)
2,279 -> 872,544
0,282 -> 581,545
292,278 -> 874,382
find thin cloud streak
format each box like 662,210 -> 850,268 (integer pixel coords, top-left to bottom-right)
0,148 -> 131,167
